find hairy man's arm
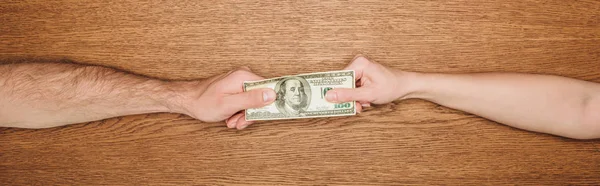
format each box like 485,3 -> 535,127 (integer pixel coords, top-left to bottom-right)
0,62 -> 184,128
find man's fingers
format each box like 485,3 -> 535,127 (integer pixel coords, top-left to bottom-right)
359,101 -> 371,108
226,88 -> 276,111
325,87 -> 373,103
226,112 -> 244,129
227,112 -> 255,130
236,113 -> 255,130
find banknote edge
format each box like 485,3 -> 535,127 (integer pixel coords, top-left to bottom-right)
245,110 -> 356,121
243,69 -> 355,86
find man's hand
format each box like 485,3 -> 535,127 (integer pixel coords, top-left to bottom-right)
0,62 -> 274,130
174,67 -> 275,130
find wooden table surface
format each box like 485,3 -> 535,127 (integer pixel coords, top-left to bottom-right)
1,0 -> 599,185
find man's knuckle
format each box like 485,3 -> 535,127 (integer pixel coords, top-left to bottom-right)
230,69 -> 250,77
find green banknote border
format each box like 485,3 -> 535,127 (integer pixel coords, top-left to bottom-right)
244,70 -> 356,121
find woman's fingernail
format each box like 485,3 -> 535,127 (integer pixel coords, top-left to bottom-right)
325,91 -> 337,102
361,103 -> 371,107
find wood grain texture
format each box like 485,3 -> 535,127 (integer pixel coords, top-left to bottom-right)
1,0 -> 599,185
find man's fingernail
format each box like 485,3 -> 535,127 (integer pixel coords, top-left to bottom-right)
263,92 -> 269,102
325,91 -> 337,102
262,91 -> 273,102
262,90 -> 275,102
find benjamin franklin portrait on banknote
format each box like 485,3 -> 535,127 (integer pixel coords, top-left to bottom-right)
275,77 -> 311,116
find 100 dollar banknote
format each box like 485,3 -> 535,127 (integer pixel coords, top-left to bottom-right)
244,70 -> 356,121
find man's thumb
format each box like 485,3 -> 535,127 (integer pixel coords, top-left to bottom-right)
227,88 -> 276,110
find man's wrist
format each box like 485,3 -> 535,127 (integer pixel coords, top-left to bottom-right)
160,80 -> 206,115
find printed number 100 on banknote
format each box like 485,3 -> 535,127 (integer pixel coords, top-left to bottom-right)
244,70 -> 356,121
